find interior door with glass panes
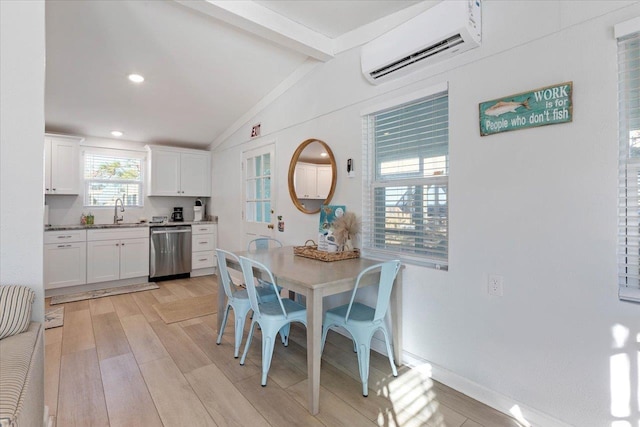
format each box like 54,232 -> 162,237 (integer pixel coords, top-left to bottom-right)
242,144 -> 276,247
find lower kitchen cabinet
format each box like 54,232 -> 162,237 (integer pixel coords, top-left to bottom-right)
44,230 -> 87,289
87,228 -> 149,284
191,223 -> 217,276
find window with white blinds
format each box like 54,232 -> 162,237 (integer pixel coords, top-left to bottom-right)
83,148 -> 144,207
362,88 -> 449,270
617,26 -> 640,302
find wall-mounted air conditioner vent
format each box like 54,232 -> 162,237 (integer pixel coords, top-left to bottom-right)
362,0 -> 482,85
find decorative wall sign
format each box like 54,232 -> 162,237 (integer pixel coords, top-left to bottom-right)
250,123 -> 261,138
479,82 -> 572,136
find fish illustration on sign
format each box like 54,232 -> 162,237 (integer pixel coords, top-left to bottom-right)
484,98 -> 530,117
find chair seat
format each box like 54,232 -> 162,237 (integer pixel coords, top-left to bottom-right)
260,299 -> 306,317
232,285 -> 278,301
325,302 -> 375,323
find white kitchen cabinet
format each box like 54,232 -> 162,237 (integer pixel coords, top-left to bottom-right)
191,223 -> 216,276
44,134 -> 82,195
146,145 -> 211,197
295,162 -> 332,199
44,230 -> 87,289
87,228 -> 149,284
316,165 -> 332,199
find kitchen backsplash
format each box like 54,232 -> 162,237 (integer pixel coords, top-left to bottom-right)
45,194 -> 209,226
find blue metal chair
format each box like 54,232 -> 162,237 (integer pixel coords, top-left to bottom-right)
215,249 -> 281,358
247,237 -> 283,252
238,256 -> 307,386
321,260 -> 401,396
247,237 -> 284,293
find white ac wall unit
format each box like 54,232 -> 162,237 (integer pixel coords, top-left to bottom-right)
361,0 -> 482,85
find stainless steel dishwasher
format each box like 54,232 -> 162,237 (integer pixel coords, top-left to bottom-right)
149,225 -> 192,279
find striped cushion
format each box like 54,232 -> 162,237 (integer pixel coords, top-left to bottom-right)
0,322 -> 42,426
0,286 -> 35,340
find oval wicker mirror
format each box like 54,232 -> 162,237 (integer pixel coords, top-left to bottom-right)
287,139 -> 337,214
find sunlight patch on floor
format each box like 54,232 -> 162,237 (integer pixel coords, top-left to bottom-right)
509,404 -> 531,427
375,363 -> 447,426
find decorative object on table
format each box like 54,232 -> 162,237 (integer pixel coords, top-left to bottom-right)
318,205 -> 346,251
332,211 -> 360,251
44,306 -> 64,329
479,81 -> 573,136
294,239 -> 360,262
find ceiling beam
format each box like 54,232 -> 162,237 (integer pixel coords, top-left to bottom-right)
175,0 -> 334,61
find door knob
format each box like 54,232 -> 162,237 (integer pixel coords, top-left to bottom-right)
267,224 -> 274,229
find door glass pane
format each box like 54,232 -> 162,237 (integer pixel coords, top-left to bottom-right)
255,156 -> 262,177
264,177 -> 271,198
246,201 -> 256,222
244,147 -> 273,225
263,154 -> 271,176
256,178 -> 263,199
256,202 -> 263,222
246,179 -> 256,199
265,202 -> 271,223
246,158 -> 255,179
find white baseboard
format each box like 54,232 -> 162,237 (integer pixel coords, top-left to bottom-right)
401,350 -> 574,427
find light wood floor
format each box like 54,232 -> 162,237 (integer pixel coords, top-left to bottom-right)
44,275 -> 520,427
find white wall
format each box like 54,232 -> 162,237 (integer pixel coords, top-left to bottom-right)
45,135 -> 210,225
0,0 -> 46,322
211,1 -> 640,426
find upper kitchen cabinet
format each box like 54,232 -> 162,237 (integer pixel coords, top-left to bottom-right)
146,145 -> 211,197
44,134 -> 83,195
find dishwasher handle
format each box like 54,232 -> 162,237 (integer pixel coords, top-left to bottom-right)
151,228 -> 191,235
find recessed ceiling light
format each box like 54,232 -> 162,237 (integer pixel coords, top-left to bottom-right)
111,130 -> 123,137
128,74 -> 144,83
320,152 -> 328,157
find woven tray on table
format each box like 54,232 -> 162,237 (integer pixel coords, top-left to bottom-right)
293,240 -> 360,262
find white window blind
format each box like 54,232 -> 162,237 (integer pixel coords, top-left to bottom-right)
617,29 -> 640,302
362,90 -> 449,269
83,149 -> 144,207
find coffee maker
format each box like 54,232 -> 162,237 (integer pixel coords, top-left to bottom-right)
170,207 -> 184,222
193,199 -> 204,222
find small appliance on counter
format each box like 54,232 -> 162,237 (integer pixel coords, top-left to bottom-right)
194,199 -> 204,222
171,207 -> 184,222
150,216 -> 167,224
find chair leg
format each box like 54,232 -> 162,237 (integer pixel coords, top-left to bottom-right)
233,311 -> 248,358
240,321 -> 257,366
380,326 -> 398,377
354,339 -> 371,397
278,323 -> 290,346
260,326 -> 278,386
321,323 -> 331,354
216,304 -> 231,345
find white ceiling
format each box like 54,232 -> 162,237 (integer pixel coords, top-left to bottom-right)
44,0 -> 430,148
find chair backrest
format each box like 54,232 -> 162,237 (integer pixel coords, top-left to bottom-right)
239,256 -> 287,317
345,260 -> 401,323
247,238 -> 283,252
216,248 -> 241,299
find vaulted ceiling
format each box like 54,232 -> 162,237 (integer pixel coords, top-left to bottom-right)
44,0 -> 436,148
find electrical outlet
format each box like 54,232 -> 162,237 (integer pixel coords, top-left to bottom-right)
488,274 -> 504,297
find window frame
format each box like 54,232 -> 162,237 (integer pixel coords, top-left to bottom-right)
362,83 -> 449,270
82,147 -> 145,208
616,18 -> 640,303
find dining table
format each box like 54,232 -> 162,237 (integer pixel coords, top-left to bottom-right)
219,246 -> 403,415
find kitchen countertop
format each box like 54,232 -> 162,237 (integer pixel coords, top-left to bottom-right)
45,220 -> 217,232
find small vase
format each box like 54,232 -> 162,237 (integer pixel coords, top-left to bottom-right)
344,238 -> 354,251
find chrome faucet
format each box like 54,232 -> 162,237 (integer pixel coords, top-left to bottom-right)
114,198 -> 125,224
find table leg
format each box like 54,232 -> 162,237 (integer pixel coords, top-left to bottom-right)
306,290 -> 322,415
390,268 -> 403,365
216,277 -> 225,333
